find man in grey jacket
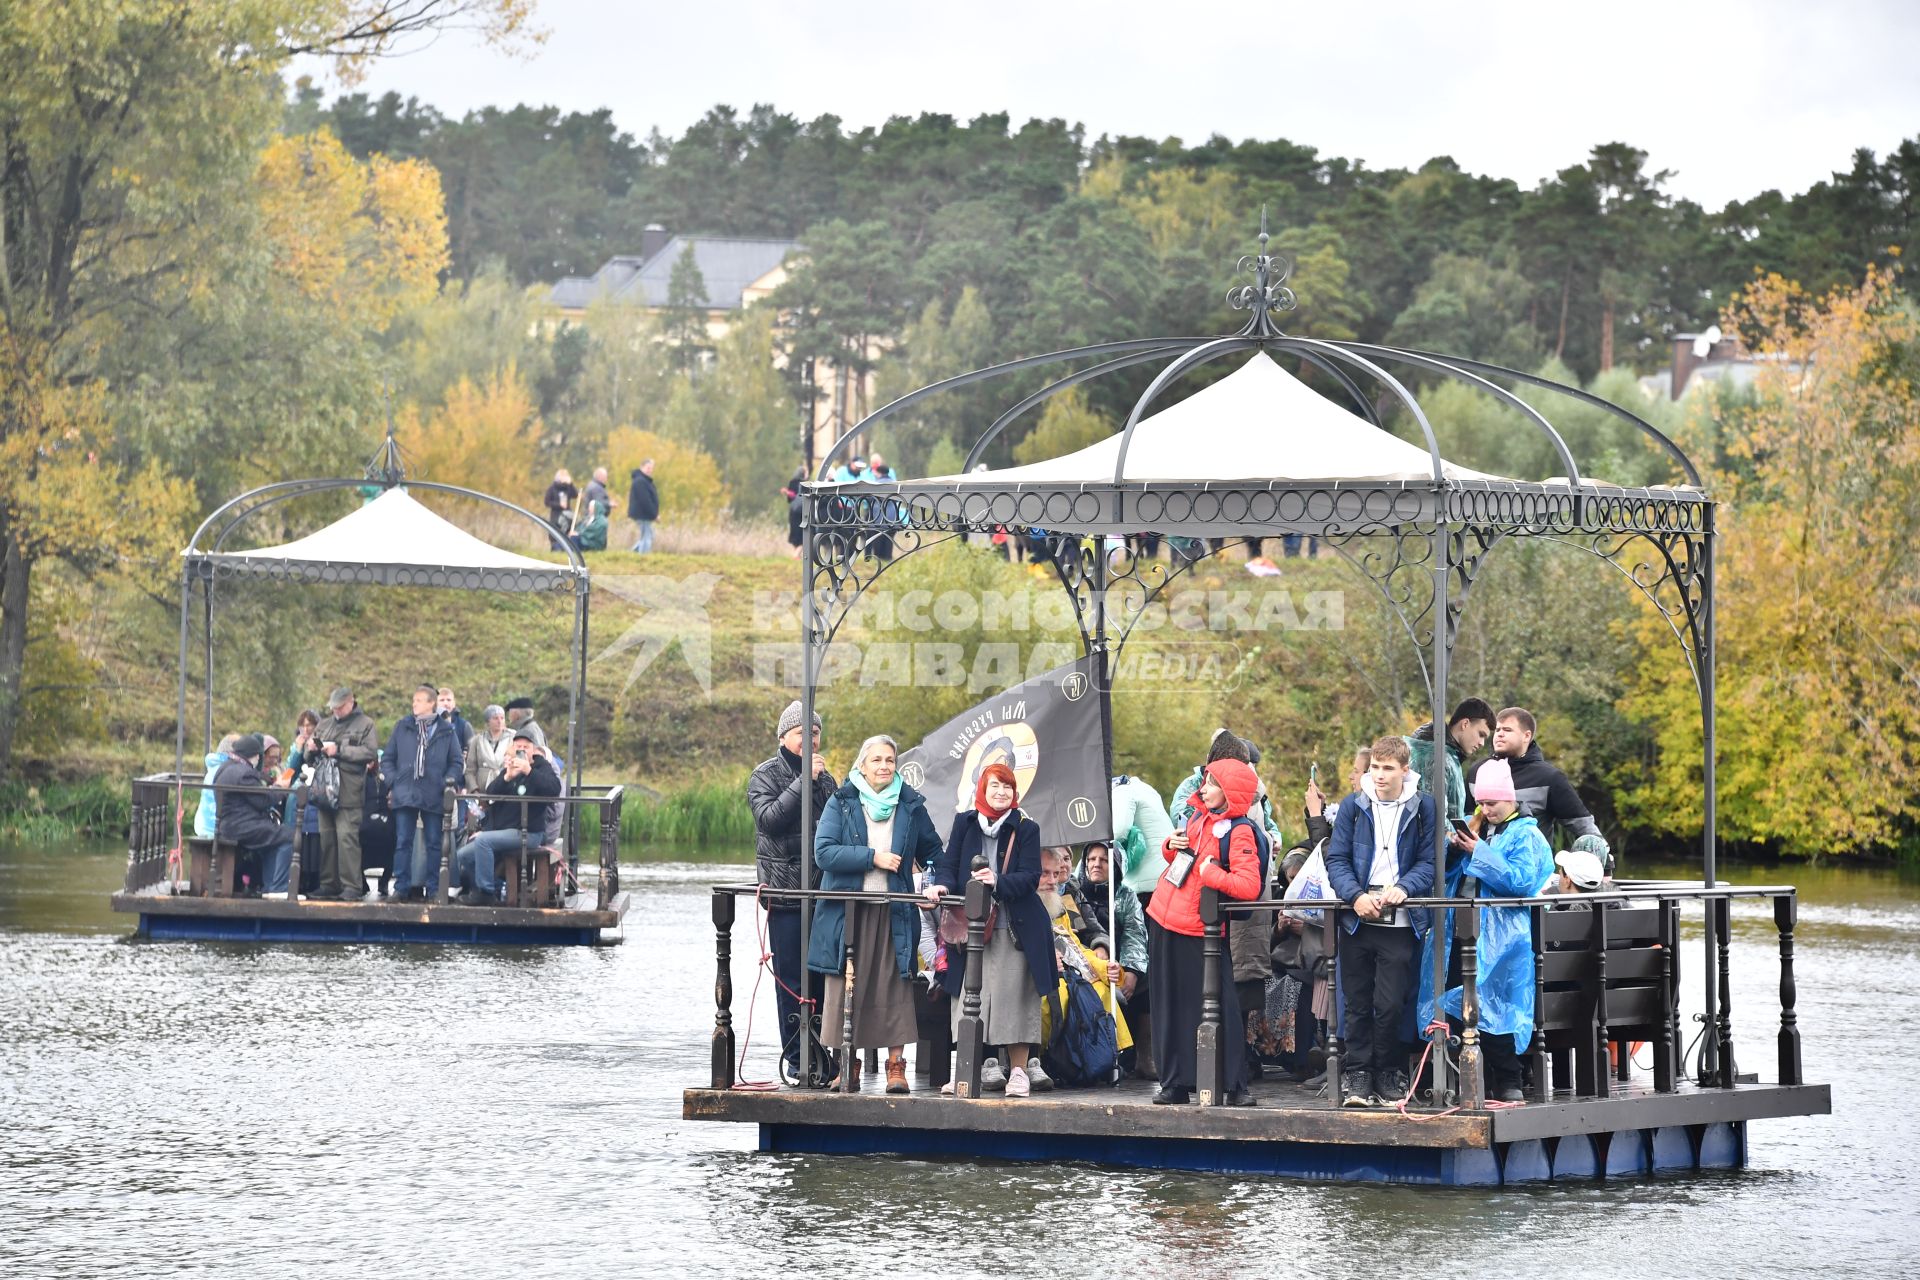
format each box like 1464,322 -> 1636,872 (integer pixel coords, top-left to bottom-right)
746,700 -> 836,1080
313,687 -> 379,900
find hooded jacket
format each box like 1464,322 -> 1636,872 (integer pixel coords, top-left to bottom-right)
1146,758 -> 1265,938
1468,740 -> 1600,844
1406,721 -> 1467,823
379,713 -> 464,812
1437,813 -> 1555,1051
806,780 -> 945,980
1111,774 -> 1175,898
212,755 -> 286,850
194,750 -> 229,839
627,469 -> 659,521
1325,771 -> 1438,938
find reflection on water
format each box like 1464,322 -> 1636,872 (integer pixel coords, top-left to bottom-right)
0,843 -> 1911,1277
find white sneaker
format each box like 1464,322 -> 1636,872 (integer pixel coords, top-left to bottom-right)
261,892 -> 288,901
980,1057 -> 1007,1091
940,1080 -> 955,1095
1026,1059 -> 1054,1091
1005,1066 -> 1030,1098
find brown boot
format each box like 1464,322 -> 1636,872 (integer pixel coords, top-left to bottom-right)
885,1056 -> 909,1095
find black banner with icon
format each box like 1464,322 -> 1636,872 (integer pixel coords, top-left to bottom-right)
895,655 -> 1111,849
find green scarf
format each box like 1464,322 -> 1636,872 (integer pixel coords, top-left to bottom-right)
850,769 -> 903,823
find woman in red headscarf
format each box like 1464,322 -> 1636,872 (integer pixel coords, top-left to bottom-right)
924,762 -> 1051,1097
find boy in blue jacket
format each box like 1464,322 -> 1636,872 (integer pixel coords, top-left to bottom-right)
1325,735 -> 1438,1107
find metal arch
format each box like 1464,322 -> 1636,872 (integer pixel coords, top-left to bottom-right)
964,343 -> 1195,472
815,337 -> 1218,482
1319,341 -> 1585,488
1269,336 -> 1450,485
963,342 -> 1383,473
188,476 -> 588,579
807,528 -> 965,650
1536,529 -> 1709,692
1110,337 -> 1263,487
1376,346 -> 1704,489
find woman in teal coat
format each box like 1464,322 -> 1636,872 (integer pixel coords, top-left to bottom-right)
808,733 -> 945,1094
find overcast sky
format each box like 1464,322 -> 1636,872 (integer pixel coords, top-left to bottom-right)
306,0 -> 1920,209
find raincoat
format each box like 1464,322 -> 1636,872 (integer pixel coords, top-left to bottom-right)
1111,774 -> 1173,899
1434,813 -> 1555,1055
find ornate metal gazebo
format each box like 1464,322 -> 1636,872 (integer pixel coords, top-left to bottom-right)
792,220 -> 1724,1090
174,436 -> 591,792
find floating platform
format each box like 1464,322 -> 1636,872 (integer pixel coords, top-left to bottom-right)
683,1076 -> 1830,1186
111,885 -> 630,946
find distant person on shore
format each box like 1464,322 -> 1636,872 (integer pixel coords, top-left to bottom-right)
810,733 -> 945,1094
583,466 -> 610,514
381,684 -> 464,901
504,697 -> 546,753
572,493 -> 609,552
1326,735 -> 1437,1109
214,734 -> 295,900
783,467 -> 805,556
543,468 -> 577,549
866,453 -> 893,482
1146,757 -> 1265,1107
627,459 -> 659,554
452,729 -> 560,906
1467,707 -> 1602,847
747,700 -> 837,1082
831,456 -> 867,484
926,762 -> 1050,1098
314,688 -> 378,900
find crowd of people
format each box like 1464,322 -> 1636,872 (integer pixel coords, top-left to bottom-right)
194,686 -> 568,908
749,695 -> 1614,1107
541,460 -> 660,555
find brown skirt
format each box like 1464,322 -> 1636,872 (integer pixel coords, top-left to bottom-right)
822,901 -> 920,1051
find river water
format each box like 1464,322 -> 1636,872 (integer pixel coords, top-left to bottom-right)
1,842 -> 1913,1278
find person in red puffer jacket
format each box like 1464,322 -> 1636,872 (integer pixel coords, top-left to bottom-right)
1145,757 -> 1265,1106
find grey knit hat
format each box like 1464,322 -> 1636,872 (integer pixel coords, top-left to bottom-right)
776,700 -> 820,740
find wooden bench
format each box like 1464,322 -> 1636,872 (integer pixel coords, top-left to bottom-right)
1526,901 -> 1679,1102
185,837 -> 237,898
490,843 -> 561,908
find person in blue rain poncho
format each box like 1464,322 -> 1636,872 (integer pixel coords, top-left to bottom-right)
1430,756 -> 1555,1102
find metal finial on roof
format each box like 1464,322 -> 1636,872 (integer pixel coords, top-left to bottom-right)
364,377 -> 408,486
1228,213 -> 1296,338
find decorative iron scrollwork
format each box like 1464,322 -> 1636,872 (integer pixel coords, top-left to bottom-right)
1227,209 -> 1297,339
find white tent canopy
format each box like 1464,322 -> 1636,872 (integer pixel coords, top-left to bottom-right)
190,487 -> 579,592
916,352 -> 1504,486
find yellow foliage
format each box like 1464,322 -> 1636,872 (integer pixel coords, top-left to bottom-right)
399,366 -> 542,507
255,130 -> 448,331
0,352 -> 192,571
1012,387 -> 1112,466
1619,268 -> 1920,853
603,428 -> 731,525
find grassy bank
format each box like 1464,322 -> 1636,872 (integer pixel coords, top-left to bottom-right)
0,778 -> 129,842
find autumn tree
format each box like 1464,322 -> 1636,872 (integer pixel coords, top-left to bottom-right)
1619,268 -> 1920,855
0,0 -> 531,776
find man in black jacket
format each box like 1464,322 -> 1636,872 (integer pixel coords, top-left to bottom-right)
627,459 -> 659,554
214,735 -> 296,899
747,699 -> 835,1079
1467,706 -> 1602,847
451,730 -> 560,905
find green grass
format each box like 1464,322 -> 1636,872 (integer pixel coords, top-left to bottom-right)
619,774 -> 755,848
0,777 -> 129,842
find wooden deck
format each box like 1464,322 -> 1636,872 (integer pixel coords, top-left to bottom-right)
683,1074 -> 1830,1185
111,884 -> 630,945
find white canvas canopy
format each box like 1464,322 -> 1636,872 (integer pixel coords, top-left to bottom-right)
915,352 -> 1505,487
190,487 -> 578,592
